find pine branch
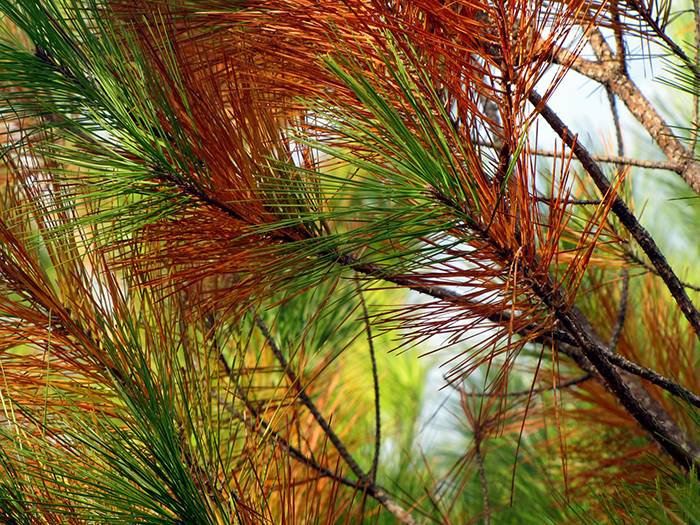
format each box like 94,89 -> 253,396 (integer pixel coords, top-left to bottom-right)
342,224 -> 700,467
551,329 -> 700,458
535,275 -> 699,471
527,90 -> 700,464
213,388 -> 368,495
608,268 -> 630,350
510,308 -> 700,413
599,346 -> 700,411
342,254 -> 700,413
209,316 -> 366,494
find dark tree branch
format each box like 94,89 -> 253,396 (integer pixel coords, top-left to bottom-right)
536,275 -> 699,471
529,89 -> 700,345
342,242 -> 700,468
214,389 -> 374,496
552,327 -> 700,459
605,61 -> 630,352
599,346 -> 700,412
530,315 -> 700,412
252,310 -> 367,479
341,254 -> 700,412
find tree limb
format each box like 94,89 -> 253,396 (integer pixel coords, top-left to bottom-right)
529,89 -> 700,345
552,31 -> 700,195
536,275 -> 698,471
342,254 -> 700,411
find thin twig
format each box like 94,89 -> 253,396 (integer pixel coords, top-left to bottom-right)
605,78 -> 630,353
540,322 -> 700,411
214,390 -> 368,493
216,315 -> 421,524
692,0 -> 700,154
465,374 -> 592,398
252,310 -> 367,479
605,87 -> 625,168
478,140 -> 676,170
534,149 -> 673,170
602,347 -> 700,410
356,279 -> 381,483
608,268 -> 630,351
533,196 -> 602,205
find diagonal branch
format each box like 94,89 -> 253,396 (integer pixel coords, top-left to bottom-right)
251,310 -> 420,525
529,89 -> 700,344
552,31 -> 700,195
342,242 -> 700,467
341,254 -> 700,411
545,326 -> 700,458
625,252 -> 700,293
213,387 -> 381,497
534,274 -> 699,471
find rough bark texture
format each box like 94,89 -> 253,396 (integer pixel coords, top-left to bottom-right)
554,31 -> 700,196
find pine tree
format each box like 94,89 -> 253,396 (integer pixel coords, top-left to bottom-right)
1,0 -> 700,523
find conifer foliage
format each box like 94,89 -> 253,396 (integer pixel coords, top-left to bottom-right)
0,0 -> 700,523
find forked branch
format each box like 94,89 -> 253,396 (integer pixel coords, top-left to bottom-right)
342,255 -> 700,411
